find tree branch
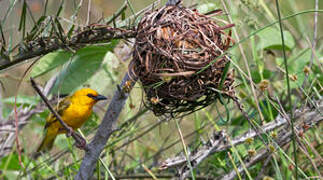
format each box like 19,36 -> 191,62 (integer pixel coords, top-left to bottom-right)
220,100 -> 322,180
159,99 -> 322,179
75,72 -> 137,180
0,27 -> 136,71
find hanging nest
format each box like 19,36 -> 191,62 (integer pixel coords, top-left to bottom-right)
130,5 -> 236,117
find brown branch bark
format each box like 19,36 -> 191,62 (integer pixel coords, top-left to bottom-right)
0,27 -> 136,71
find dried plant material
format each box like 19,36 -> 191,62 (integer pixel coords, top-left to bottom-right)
130,5 -> 235,116
303,66 -> 310,75
289,74 -> 298,81
259,79 -> 269,91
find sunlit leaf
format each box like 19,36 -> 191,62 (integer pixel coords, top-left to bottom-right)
30,51 -> 72,77
52,40 -> 119,94
0,153 -> 27,171
3,95 -> 39,106
257,27 -> 295,50
197,3 -> 217,14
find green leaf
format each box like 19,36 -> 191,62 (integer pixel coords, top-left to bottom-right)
3,95 -> 40,106
82,113 -> 99,135
197,3 -> 217,14
30,50 -> 72,77
84,51 -> 119,92
277,49 -> 311,89
56,134 -> 69,150
219,61 -> 231,89
0,153 -> 26,171
288,49 -> 311,88
52,40 -> 119,94
289,48 -> 311,73
251,70 -> 261,83
263,69 -> 272,79
257,27 -> 295,50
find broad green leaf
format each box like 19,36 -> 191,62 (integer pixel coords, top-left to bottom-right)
288,49 -> 311,88
30,51 -> 72,77
84,51 -> 119,93
290,48 -> 311,73
0,153 -> 26,171
56,134 -> 69,150
257,27 -> 295,50
3,95 -> 40,106
197,3 -> 217,14
276,48 -> 310,72
251,70 -> 261,83
263,69 -> 272,79
52,40 -> 119,94
277,49 -> 311,89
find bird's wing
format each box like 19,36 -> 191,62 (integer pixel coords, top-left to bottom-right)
44,96 -> 71,129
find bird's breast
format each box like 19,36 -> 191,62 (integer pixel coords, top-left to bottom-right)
62,104 -> 93,129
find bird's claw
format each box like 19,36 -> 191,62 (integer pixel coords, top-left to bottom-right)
66,127 -> 74,137
76,138 -> 87,150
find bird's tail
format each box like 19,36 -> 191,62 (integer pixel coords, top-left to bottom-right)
32,132 -> 57,159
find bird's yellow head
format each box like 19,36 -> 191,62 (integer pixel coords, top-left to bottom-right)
71,88 -> 107,106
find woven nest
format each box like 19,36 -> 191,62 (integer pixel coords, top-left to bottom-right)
130,5 -> 236,116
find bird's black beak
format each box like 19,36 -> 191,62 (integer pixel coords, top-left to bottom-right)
94,94 -> 107,101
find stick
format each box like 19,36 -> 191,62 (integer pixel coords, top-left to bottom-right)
75,72 -> 137,180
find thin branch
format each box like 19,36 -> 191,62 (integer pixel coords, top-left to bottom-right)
105,1 -> 128,25
86,0 -> 92,25
160,99 -> 322,180
223,100 -> 322,180
0,27 -> 136,71
75,72 -> 137,180
219,110 -> 322,180
0,76 -> 57,158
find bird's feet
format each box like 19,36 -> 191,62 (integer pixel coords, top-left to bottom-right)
65,126 -> 74,137
64,127 -> 88,151
73,132 -> 88,151
75,137 -> 87,150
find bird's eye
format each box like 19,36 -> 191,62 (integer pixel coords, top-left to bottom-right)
87,93 -> 96,98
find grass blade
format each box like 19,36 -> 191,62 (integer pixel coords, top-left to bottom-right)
274,0 -> 298,179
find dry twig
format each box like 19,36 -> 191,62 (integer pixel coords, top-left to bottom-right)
160,99 -> 322,179
0,76 -> 56,158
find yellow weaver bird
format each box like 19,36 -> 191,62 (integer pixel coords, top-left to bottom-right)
35,88 -> 107,156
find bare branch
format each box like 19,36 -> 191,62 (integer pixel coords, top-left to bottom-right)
75,72 -> 137,180
160,99 -> 322,179
220,102 -> 322,180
